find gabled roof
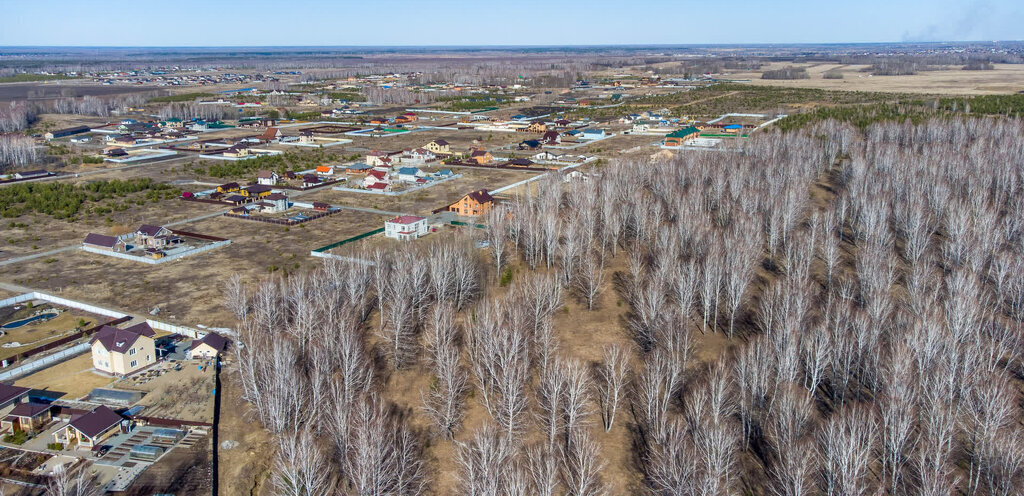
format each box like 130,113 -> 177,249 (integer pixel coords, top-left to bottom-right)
259,127 -> 281,140
84,233 -> 119,248
470,149 -> 490,157
68,405 -> 122,439
388,215 -> 425,225
430,139 -> 449,146
265,193 -> 288,201
91,324 -> 153,354
0,384 -> 30,407
191,332 -> 229,353
218,182 -> 240,190
397,167 -> 420,175
367,170 -> 388,180
137,225 -> 165,237
464,189 -> 494,204
256,170 -> 277,179
315,165 -> 334,173
666,126 -> 700,138
8,402 -> 50,418
244,185 -> 274,194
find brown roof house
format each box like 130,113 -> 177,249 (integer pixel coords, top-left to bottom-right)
449,189 -> 494,216
468,148 -> 494,165
0,384 -> 30,417
83,233 -> 126,253
188,332 -> 229,360
2,402 -> 53,436
52,405 -> 124,449
91,323 -> 157,376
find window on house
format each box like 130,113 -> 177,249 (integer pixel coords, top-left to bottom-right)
146,355 -> 151,362
129,348 -> 136,355
129,360 -> 138,368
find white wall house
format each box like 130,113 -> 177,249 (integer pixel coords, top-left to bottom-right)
385,215 -> 428,241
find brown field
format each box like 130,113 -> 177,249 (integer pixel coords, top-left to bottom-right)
116,363 -> 216,423
3,209 -> 387,327
14,353 -> 114,399
728,61 -> 1024,95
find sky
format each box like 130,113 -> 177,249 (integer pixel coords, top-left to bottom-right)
0,0 -> 1021,46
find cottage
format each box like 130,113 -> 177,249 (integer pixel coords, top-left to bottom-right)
518,139 -> 542,150
366,182 -> 392,192
1,402 -> 52,435
468,148 -> 494,165
425,139 -> 451,155
83,233 -> 126,252
581,128 -> 606,140
526,122 -> 548,133
315,165 -> 335,176
313,202 -> 331,212
663,126 -> 701,147
188,332 -> 229,359
402,148 -> 436,164
90,323 -> 157,376
263,193 -> 289,213
225,194 -> 249,205
397,167 -> 424,183
222,145 -> 250,158
52,405 -> 124,449
216,182 -> 241,194
0,385 -> 30,417
136,225 -> 181,248
302,174 -> 321,188
541,131 -> 561,144
260,127 -> 283,142
367,150 -> 401,167
363,169 -> 390,188
723,124 -> 744,134
241,184 -> 274,198
344,164 -> 373,174
507,158 -> 535,168
449,189 -> 494,217
385,215 -> 428,240
256,170 -> 279,185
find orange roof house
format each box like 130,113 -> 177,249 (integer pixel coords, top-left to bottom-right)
468,148 -> 494,165
449,189 -> 494,216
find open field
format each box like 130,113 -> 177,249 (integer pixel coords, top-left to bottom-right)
729,61 -> 1024,95
15,353 -> 114,399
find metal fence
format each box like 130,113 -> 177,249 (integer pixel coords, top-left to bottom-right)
0,343 -> 91,381
312,227 -> 385,253
82,240 -> 230,265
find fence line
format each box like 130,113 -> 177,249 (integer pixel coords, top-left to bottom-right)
312,227 -> 385,253
82,240 -> 230,265
310,252 -> 376,266
146,320 -> 207,339
0,343 -> 91,381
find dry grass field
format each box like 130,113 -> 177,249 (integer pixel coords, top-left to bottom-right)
14,353 -> 115,399
728,61 -> 1024,95
117,364 -> 216,423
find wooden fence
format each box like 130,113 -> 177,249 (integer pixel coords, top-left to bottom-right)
223,208 -> 340,226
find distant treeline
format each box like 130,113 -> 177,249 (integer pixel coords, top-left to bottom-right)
761,67 -> 810,80
0,179 -> 178,220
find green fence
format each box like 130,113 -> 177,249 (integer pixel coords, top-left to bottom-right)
312,227 -> 385,253
450,221 -> 487,229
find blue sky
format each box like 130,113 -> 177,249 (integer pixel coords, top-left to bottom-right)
0,0 -> 1021,46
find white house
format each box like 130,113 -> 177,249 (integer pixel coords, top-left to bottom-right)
256,170 -> 279,185
385,215 -> 428,240
401,148 -> 436,164
533,151 -> 564,162
581,128 -> 606,140
262,193 -> 289,213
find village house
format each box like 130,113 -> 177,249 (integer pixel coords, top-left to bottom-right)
241,184 -> 274,198
367,150 -> 402,167
90,322 -> 157,376
260,127 -> 283,142
449,189 -> 494,216
187,332 -> 229,360
663,126 -> 701,147
367,182 -> 392,192
222,145 -> 250,158
217,182 -> 241,194
425,139 -> 452,155
256,170 -> 279,185
302,174 -> 321,188
344,164 -> 372,174
0,384 -> 30,418
518,139 -> 542,151
363,169 -> 390,188
136,224 -> 182,248
401,148 -> 436,164
541,130 -> 561,145
315,165 -> 335,176
385,215 -> 428,240
396,167 -> 425,183
262,193 -> 289,213
52,405 -> 124,449
581,128 -> 606,140
526,122 -> 548,133
468,148 -> 494,165
1,402 -> 52,436
83,233 -> 126,252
